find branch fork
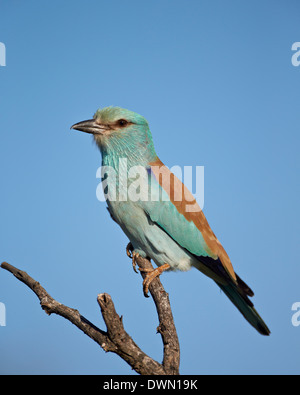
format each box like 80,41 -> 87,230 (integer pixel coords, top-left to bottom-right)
1,256 -> 180,375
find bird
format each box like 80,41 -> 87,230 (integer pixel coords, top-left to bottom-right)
71,106 -> 270,336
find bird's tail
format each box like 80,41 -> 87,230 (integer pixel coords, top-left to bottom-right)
216,281 -> 270,336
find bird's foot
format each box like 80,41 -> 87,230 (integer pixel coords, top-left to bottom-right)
139,263 -> 171,297
126,242 -> 134,258
126,242 -> 139,273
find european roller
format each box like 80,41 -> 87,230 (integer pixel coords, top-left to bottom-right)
71,106 -> 270,336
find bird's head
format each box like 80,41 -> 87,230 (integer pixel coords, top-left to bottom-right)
71,106 -> 149,137
71,106 -> 157,163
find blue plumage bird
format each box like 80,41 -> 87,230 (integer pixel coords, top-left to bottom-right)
71,106 -> 270,336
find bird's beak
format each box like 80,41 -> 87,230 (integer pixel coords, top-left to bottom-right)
70,119 -> 109,135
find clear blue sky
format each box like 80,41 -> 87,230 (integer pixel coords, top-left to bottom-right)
1,0 -> 300,374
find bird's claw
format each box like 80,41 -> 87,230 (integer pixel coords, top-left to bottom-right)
139,263 -> 171,297
126,242 -> 134,258
126,243 -> 170,295
126,242 -> 139,273
131,251 -> 140,274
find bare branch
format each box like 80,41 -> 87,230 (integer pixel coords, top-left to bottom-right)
135,256 -> 180,375
1,259 -> 180,375
97,292 -> 165,375
0,262 -> 115,351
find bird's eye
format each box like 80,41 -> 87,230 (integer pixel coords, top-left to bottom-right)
118,119 -> 128,127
